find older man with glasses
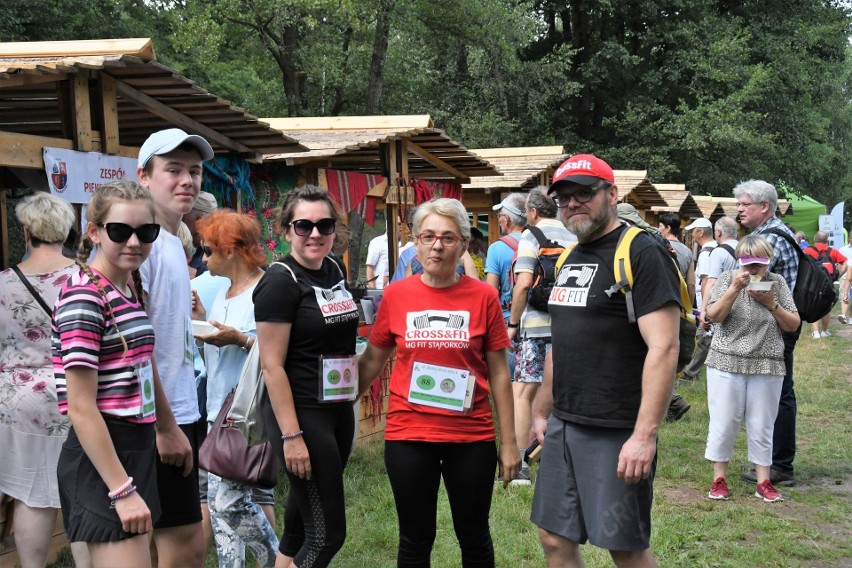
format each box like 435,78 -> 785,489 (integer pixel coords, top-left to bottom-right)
733,180 -> 801,488
531,154 -> 681,567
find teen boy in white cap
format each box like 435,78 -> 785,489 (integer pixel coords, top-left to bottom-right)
137,128 -> 214,567
531,154 -> 681,567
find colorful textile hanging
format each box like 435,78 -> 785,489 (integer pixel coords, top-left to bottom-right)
202,156 -> 254,209
411,179 -> 462,204
325,169 -> 382,226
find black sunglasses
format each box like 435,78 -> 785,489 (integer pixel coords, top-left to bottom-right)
290,218 -> 336,236
201,245 -> 214,257
97,222 -> 160,244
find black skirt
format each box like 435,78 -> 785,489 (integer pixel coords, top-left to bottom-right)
58,418 -> 160,542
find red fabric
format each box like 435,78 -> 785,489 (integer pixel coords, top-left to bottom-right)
411,179 -> 462,204
804,243 -> 847,274
325,169 -> 382,226
369,275 -> 510,442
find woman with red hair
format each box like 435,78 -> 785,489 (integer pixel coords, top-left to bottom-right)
192,210 -> 278,567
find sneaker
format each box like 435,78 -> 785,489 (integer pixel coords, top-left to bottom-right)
509,468 -> 531,486
811,331 -> 821,339
820,330 -> 831,337
708,477 -> 730,500
665,394 -> 691,422
741,467 -> 796,487
838,314 -> 849,325
755,480 -> 784,503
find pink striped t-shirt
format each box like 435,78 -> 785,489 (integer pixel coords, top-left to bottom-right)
52,267 -> 156,424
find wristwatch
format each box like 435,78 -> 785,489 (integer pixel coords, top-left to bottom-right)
507,322 -> 519,329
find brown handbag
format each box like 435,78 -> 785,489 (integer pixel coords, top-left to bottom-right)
198,390 -> 279,488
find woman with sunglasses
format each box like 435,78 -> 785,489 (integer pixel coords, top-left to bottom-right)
704,235 -> 800,504
254,185 -> 359,568
52,180 -> 189,566
192,210 -> 277,567
358,198 -> 519,567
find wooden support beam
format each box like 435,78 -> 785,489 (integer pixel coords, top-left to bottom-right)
99,74 -> 120,155
407,140 -> 470,183
0,73 -> 71,89
72,73 -> 93,151
0,131 -> 73,168
112,77 -> 260,160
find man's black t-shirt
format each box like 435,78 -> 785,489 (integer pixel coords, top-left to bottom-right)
548,224 -> 681,428
253,255 -> 359,408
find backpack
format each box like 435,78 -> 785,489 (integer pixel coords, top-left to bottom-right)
716,243 -> 737,260
554,225 -> 697,373
519,225 -> 567,313
498,234 -> 520,308
810,245 -> 839,282
765,229 -> 837,322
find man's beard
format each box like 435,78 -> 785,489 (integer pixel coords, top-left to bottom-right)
563,206 -> 611,241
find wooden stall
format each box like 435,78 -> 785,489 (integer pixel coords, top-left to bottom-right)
463,146 -> 569,242
0,37 -> 305,270
262,115 -> 502,445
615,170 -> 666,223
0,37 -> 306,566
692,195 -> 727,224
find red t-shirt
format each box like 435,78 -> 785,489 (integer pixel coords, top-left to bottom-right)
804,243 -> 847,276
369,275 -> 510,442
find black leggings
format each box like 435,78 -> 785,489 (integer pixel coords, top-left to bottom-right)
384,440 -> 497,568
267,404 -> 354,568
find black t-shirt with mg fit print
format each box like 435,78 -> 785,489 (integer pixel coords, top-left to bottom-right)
253,255 -> 359,408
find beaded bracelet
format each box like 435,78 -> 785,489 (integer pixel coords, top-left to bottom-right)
281,430 -> 304,440
109,485 -> 137,509
108,477 -> 134,499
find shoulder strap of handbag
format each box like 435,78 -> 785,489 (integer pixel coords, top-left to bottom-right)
11,266 -> 52,316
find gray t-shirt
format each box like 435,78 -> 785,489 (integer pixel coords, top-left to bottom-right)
669,239 -> 693,277
706,240 -> 739,279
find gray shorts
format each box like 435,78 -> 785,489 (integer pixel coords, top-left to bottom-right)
530,417 -> 655,551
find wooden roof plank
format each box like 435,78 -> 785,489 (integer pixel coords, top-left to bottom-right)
0,38 -> 155,60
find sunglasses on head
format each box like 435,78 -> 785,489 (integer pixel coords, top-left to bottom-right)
97,222 -> 160,244
290,218 -> 336,236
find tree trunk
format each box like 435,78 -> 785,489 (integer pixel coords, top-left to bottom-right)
365,0 -> 394,114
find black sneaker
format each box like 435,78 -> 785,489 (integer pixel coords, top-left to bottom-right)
665,395 -> 691,422
740,467 -> 797,487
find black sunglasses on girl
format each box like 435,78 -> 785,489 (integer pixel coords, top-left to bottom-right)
97,222 -> 161,244
290,218 -> 336,236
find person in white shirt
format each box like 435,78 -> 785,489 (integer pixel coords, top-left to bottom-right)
365,232 -> 389,289
681,218 -> 716,380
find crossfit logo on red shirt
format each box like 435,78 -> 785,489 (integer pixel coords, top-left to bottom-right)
549,264 -> 598,307
404,310 -> 470,349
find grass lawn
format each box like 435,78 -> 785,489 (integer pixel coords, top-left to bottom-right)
50,311 -> 852,567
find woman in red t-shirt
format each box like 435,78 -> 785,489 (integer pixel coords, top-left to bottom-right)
359,198 -> 519,567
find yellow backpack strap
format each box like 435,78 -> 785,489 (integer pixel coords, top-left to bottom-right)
673,259 -> 697,323
553,243 -> 577,279
605,226 -> 640,323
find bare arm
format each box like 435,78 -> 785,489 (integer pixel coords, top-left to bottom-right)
706,271 -> 749,323
366,265 -> 377,289
617,303 -> 679,484
256,321 -> 312,479
507,272 -> 532,341
357,342 -> 395,397
66,367 -> 153,534
485,350 -> 520,488
531,348 -> 554,445
151,356 -> 192,476
485,273 -> 500,291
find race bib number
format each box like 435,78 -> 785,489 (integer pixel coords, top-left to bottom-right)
408,361 -> 474,412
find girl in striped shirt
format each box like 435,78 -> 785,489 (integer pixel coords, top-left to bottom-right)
52,180 -> 190,567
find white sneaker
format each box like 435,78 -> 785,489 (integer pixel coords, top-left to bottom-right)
812,331 -> 821,339
820,330 -> 831,337
838,314 -> 848,325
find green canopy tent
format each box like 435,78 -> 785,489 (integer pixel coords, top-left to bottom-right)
778,193 -> 826,240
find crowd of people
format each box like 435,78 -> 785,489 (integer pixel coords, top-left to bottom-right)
0,131 -> 848,567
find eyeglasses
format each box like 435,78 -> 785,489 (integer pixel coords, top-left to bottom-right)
289,218 -> 336,236
552,184 -> 609,207
201,245 -> 214,257
415,233 -> 463,247
736,201 -> 760,209
97,222 -> 160,244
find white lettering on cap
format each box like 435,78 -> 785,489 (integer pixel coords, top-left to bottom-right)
555,159 -> 592,178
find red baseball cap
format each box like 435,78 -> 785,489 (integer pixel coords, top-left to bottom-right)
548,154 -> 615,194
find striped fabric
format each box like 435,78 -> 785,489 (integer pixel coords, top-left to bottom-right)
52,268 -> 156,423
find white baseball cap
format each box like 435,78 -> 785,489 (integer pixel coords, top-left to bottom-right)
683,218 -> 712,231
138,128 -> 214,169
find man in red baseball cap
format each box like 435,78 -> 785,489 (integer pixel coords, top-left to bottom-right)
532,154 -> 681,566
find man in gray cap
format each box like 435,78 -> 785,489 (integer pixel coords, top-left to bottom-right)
486,193 -> 528,321
184,191 -> 218,276
137,127 -> 214,566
